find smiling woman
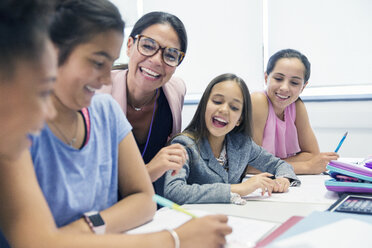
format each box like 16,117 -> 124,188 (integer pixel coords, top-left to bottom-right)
99,11 -> 189,197
28,0 -> 159,234
248,49 -> 339,175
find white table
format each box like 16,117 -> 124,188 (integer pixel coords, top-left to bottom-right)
183,175 -> 339,224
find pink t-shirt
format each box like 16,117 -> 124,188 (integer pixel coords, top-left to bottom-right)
262,93 -> 301,159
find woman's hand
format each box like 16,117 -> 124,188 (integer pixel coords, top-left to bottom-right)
175,215 -> 232,248
146,144 -> 187,182
231,172 -> 276,196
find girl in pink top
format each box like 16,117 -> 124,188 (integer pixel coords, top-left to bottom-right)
249,49 -> 339,174
261,91 -> 300,159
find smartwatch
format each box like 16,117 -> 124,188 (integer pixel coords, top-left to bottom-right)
83,211 -> 106,234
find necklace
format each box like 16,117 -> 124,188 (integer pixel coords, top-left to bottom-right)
141,91 -> 158,157
216,142 -> 228,171
129,89 -> 158,111
49,113 -> 78,146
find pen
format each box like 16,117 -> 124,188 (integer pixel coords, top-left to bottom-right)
334,131 -> 348,153
152,194 -> 197,218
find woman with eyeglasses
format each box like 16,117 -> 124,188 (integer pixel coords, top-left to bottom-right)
100,12 -> 188,196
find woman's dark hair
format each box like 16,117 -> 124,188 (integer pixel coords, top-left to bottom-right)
184,73 -> 252,143
0,0 -> 54,80
266,49 -> 311,82
50,0 -> 125,66
129,11 -> 188,54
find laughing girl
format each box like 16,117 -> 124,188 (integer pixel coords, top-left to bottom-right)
164,73 -> 299,204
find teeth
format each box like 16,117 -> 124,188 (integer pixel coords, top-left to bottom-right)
141,67 -> 160,77
214,117 -> 227,124
86,85 -> 96,93
276,93 -> 289,99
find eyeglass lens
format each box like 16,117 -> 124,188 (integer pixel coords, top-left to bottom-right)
137,36 -> 182,67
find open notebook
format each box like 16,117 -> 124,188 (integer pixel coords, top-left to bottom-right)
126,208 -> 278,248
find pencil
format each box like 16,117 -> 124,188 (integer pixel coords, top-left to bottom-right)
152,194 -> 197,218
334,131 -> 348,153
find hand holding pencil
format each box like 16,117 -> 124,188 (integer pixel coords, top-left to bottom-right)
152,194 -> 232,248
153,194 -> 197,218
320,132 -> 347,174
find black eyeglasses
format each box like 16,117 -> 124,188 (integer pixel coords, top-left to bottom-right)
134,34 -> 185,67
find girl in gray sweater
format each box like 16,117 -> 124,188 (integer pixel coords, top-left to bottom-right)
164,73 -> 300,205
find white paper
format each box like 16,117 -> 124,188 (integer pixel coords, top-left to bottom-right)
242,175 -> 339,204
270,218 -> 372,248
127,208 -> 277,247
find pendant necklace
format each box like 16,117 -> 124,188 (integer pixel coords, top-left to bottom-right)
129,89 -> 158,111
49,113 -> 78,146
216,142 -> 228,171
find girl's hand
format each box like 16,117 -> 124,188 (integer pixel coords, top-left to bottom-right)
175,215 -> 232,248
232,172 -> 275,196
273,177 -> 290,193
307,152 -> 339,174
146,144 -> 187,182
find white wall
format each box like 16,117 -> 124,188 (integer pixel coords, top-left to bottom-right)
141,0 -> 264,94
111,0 -> 372,91
306,101 -> 372,157
111,0 -> 372,158
182,101 -> 372,158
267,0 -> 372,87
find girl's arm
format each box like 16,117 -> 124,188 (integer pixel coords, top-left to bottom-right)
164,163 -> 232,204
0,150 -> 230,248
101,131 -> 156,233
61,132 -> 156,234
231,172 -> 276,196
285,100 -> 338,174
0,150 -> 160,247
245,139 -> 300,191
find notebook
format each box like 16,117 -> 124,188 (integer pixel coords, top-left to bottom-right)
126,208 -> 278,247
254,216 -> 304,248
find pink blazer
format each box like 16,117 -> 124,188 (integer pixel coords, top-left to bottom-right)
99,69 -> 186,139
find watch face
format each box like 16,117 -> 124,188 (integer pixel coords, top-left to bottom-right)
89,214 -> 105,226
